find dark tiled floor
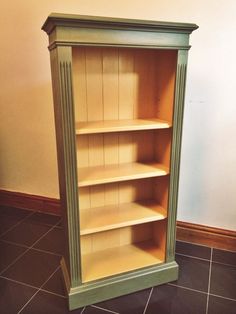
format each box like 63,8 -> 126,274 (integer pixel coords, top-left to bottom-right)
0,206 -> 236,314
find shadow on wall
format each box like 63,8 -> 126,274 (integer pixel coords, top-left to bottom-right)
0,82 -> 59,198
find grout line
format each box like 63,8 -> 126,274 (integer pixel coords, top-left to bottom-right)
0,223 -> 60,275
212,246 -> 236,254
209,293 -> 236,302
17,290 -> 40,314
1,238 -> 62,257
168,283 -> 207,295
176,239 -> 211,249
17,265 -> 61,314
205,247 -> 213,314
177,239 -> 236,254
1,239 -> 29,248
176,250 -> 236,269
0,275 -> 39,290
143,287 -> 153,314
0,248 -> 30,276
167,282 -> 236,304
91,305 -> 119,314
40,288 -> 66,299
0,211 -> 35,238
176,252 -> 210,262
80,307 -> 86,313
27,221 -> 60,249
211,260 -> 236,268
39,265 -> 61,289
30,247 -> 62,257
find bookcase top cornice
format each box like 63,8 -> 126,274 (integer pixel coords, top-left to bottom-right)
42,13 -> 198,35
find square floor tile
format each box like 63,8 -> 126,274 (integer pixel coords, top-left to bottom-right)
0,215 -> 24,236
208,295 -> 236,314
174,255 -> 210,292
2,249 -> 60,288
1,219 -> 51,247
210,262 -> 236,299
212,248 -> 236,266
20,290 -> 83,314
33,227 -> 65,255
0,276 -> 37,314
0,240 -> 27,273
176,241 -> 211,260
146,284 -> 207,314
95,288 -> 151,314
42,267 -> 66,297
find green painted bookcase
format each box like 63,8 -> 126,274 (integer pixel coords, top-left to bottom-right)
42,13 -> 198,310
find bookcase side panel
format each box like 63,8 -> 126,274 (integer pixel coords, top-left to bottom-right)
166,50 -> 188,262
50,46 -> 81,287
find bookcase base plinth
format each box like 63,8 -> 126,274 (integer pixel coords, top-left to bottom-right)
61,259 -> 179,310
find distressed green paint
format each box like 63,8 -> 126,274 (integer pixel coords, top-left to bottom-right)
69,261 -> 178,310
42,13 -> 198,34
166,50 -> 188,262
43,13 -> 197,310
42,13 -> 198,51
47,26 -> 190,51
50,46 -> 81,287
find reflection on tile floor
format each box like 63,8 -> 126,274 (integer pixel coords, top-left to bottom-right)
0,206 -> 236,314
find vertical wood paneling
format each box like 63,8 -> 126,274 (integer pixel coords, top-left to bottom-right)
105,183 -> 119,205
73,47 -> 177,124
118,181 -> 136,204
82,223 -> 155,254
92,229 -> 120,251
118,133 -> 134,163
103,48 -> 119,120
88,134 -> 104,167
134,50 -> 156,119
73,48 -> 87,122
86,48 -> 103,121
79,187 -> 90,209
135,130 -> 154,162
73,47 -> 178,263
104,134 -> 119,165
134,179 -> 153,201
80,235 -> 92,254
154,176 -> 169,210
154,129 -> 172,168
155,50 -> 177,123
118,49 -> 134,119
90,186 -> 105,208
153,220 -> 167,257
77,136 -> 89,168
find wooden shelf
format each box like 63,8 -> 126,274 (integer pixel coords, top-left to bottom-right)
76,119 -> 171,135
78,162 -> 169,187
81,241 -> 165,282
80,201 -> 167,235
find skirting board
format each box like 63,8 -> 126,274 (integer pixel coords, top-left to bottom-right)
0,189 -> 61,215
0,189 -> 235,251
177,221 -> 236,252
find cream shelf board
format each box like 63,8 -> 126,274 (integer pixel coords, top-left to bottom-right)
78,162 -> 169,187
76,119 -> 171,135
80,201 -> 167,235
81,241 -> 165,282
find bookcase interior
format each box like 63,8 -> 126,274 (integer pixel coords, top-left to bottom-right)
72,46 -> 177,283
73,47 -> 177,126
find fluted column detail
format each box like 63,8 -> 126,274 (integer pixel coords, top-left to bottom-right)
50,46 -> 81,287
166,50 -> 188,262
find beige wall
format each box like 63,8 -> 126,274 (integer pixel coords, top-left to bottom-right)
1,1 -> 236,230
